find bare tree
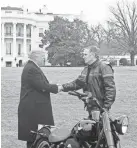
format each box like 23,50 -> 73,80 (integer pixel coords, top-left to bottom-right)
109,1 -> 137,66
104,22 -> 114,48
90,24 -> 105,48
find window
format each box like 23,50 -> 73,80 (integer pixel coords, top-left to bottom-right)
39,33 -> 43,37
17,28 -> 22,36
27,44 -> 31,53
27,28 -> 31,37
18,44 -> 21,55
5,11 -> 12,13
39,28 -> 43,33
6,62 -> 12,67
6,26 -> 12,35
6,43 -> 12,55
29,45 -> 31,52
39,28 -> 43,37
39,44 -> 43,48
17,11 -> 23,14
19,28 -> 21,34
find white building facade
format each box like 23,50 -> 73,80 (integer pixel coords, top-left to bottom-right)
101,55 -> 137,66
1,6 -> 82,67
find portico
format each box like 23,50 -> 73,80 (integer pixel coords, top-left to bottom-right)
1,22 -> 35,67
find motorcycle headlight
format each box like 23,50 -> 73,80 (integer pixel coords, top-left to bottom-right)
114,115 -> 129,135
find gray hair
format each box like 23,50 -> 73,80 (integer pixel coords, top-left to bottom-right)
28,50 -> 45,60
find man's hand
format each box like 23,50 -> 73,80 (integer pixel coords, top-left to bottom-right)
57,84 -> 63,92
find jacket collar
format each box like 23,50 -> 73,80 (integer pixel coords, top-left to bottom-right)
88,59 -> 99,69
28,59 -> 40,69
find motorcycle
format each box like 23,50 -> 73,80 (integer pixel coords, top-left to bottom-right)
30,91 -> 129,148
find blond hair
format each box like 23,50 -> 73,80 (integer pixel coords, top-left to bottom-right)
84,45 -> 100,59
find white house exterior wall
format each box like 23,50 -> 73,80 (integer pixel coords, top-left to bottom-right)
1,7 -> 80,67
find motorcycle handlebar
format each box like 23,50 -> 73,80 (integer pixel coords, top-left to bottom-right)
68,91 -> 87,98
68,91 -> 105,112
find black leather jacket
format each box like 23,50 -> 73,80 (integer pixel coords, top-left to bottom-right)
62,60 -> 116,110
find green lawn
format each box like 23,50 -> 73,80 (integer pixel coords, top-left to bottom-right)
1,66 -> 137,148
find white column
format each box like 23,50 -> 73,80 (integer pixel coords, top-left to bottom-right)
44,50 -> 49,65
1,23 -> 5,57
134,58 -> 136,66
13,23 -> 17,56
31,25 -> 33,51
24,23 -> 27,57
13,23 -> 17,67
1,23 -> 5,67
116,59 -> 120,66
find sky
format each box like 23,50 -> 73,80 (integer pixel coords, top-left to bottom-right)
1,0 -> 135,25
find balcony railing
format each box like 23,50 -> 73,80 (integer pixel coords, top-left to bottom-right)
16,33 -> 24,37
17,53 -> 24,57
27,34 -> 31,38
4,33 -> 31,38
6,52 -> 12,55
5,33 -> 13,36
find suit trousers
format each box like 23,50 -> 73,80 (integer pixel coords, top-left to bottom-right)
27,141 -> 33,148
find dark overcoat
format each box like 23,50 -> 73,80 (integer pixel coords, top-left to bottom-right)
18,60 -> 58,142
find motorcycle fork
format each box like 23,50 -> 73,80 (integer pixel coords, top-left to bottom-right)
95,128 -> 104,148
96,122 -> 101,138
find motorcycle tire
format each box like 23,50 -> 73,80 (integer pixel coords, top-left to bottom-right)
116,141 -> 121,148
97,141 -> 121,148
34,138 -> 50,148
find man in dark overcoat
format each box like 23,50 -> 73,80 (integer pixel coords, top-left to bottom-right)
18,50 -> 61,148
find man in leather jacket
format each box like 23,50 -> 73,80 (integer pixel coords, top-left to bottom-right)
61,46 -> 116,119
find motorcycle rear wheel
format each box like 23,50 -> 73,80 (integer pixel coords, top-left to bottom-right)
34,139 -> 50,148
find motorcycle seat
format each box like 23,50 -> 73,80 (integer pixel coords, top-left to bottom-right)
48,127 -> 71,143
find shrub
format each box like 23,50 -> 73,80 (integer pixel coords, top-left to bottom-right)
119,58 -> 128,66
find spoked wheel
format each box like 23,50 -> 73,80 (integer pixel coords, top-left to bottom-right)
34,139 -> 50,148
97,141 -> 121,148
81,141 -> 90,148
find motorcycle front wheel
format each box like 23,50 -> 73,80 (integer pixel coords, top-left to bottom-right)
34,138 -> 50,148
115,141 -> 121,148
99,141 -> 121,148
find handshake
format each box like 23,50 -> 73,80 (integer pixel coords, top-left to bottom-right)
57,84 -> 64,92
